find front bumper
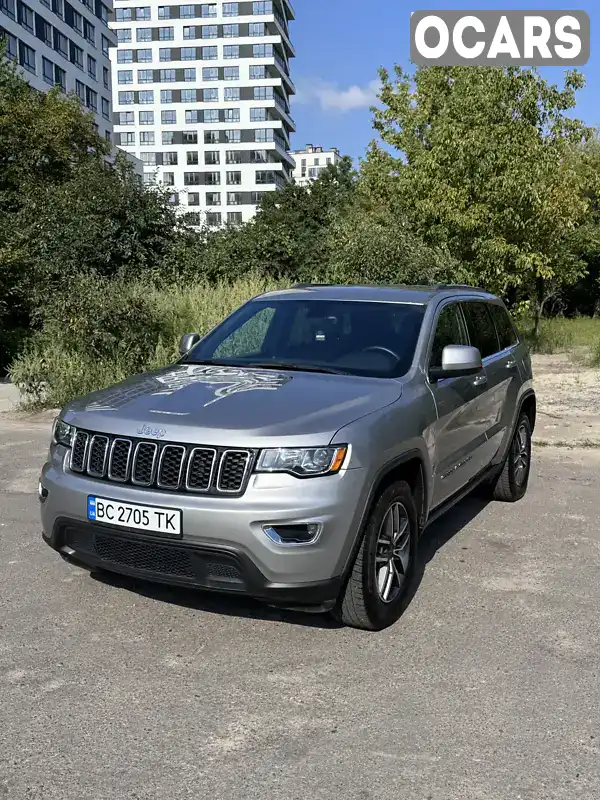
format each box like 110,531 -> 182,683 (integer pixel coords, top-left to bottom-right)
40,448 -> 369,607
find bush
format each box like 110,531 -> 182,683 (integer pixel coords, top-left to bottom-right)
10,273 -> 282,408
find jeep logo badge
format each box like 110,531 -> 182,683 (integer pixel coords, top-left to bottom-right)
137,425 -> 167,439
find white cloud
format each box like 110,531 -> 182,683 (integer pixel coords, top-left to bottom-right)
293,79 -> 380,113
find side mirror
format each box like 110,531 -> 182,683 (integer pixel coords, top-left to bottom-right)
429,345 -> 483,381
179,333 -> 200,356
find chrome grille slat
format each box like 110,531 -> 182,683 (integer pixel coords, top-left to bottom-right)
87,435 -> 109,478
69,429 -> 253,496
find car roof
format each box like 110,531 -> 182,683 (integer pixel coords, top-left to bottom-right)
257,284 -> 498,305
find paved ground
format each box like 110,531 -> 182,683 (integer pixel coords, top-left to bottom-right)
1,414 -> 599,799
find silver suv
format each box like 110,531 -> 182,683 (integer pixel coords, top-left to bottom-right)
40,285 -> 535,631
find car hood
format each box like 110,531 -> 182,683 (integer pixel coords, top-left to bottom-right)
63,364 -> 402,447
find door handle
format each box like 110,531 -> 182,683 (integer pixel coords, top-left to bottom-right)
473,375 -> 487,387
506,359 -> 517,369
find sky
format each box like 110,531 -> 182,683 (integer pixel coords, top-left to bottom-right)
289,0 -> 599,162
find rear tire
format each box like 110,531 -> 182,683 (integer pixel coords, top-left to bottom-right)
336,480 -> 418,631
492,413 -> 532,502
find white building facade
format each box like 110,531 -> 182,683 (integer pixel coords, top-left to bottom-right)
110,0 -> 296,226
0,0 -> 115,138
291,143 -> 340,186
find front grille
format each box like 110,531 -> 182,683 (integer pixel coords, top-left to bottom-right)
70,429 -> 255,496
94,535 -> 195,578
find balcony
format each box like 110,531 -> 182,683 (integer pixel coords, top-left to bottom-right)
273,53 -> 295,94
273,8 -> 296,57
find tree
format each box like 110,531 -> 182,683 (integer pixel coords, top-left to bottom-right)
369,65 -> 594,333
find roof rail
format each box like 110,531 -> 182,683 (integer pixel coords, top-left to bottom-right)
292,283 -> 339,289
434,284 -> 489,292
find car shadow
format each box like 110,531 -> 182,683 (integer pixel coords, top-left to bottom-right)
89,492 -> 490,631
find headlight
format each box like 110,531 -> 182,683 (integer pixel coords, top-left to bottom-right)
52,417 -> 73,447
256,445 -> 348,477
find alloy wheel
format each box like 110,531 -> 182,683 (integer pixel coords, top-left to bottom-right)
374,501 -> 411,604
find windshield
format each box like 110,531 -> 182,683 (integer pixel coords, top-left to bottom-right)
183,299 -> 426,379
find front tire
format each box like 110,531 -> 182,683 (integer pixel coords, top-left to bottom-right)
492,413 -> 532,502
336,480 -> 418,631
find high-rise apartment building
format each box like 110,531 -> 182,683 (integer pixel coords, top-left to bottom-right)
0,0 -> 115,139
110,0 -> 296,226
290,144 -> 340,186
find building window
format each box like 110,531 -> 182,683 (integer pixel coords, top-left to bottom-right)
253,0 -> 272,13
202,46 -> 217,60
227,192 -> 242,206
42,57 -> 54,85
160,68 -> 175,82
249,65 -> 265,80
18,41 -> 35,73
118,110 -> 134,124
101,34 -> 109,56
223,45 -> 239,59
186,152 -> 199,165
105,130 -> 111,143
201,24 -> 217,37
205,172 -> 220,185
203,87 -> 218,102
54,30 -> 68,58
103,66 -> 109,89
309,167 -> 318,179
139,90 -> 154,104
39,19 -> 52,46
223,23 -> 239,37
115,7 -> 131,21
139,110 -> 154,124
84,19 -> 95,44
224,87 -> 240,101
140,131 -> 155,145
118,69 -> 132,84
162,131 -> 174,144
256,170 -> 275,184
250,107 -> 267,122
70,44 -> 83,71
228,212 -> 243,225
158,5 -> 170,18
254,86 -> 273,100
101,97 -> 110,119
204,130 -> 219,144
224,108 -> 240,122
225,129 -> 241,143
205,151 -> 220,165
53,0 -> 64,19
181,47 -> 195,61
138,69 -> 152,83
226,171 -> 241,185
141,152 -> 156,165
253,43 -> 272,58
222,2 -> 238,16
88,55 -> 96,80
164,152 -> 178,165
251,149 -> 268,163
206,212 -> 222,226
120,132 -> 135,145
186,110 -> 200,123
159,26 -> 174,40
200,3 -> 216,17
138,49 -> 152,61
226,150 -> 242,164
180,3 -> 194,16
86,86 -> 97,110
184,172 -> 201,186
161,110 -> 176,124
72,10 -> 84,34
117,28 -> 132,42
1,0 -> 16,20
118,49 -> 133,63
136,6 -> 150,19
206,192 -> 221,205
224,66 -> 239,81
250,191 -> 265,205
183,131 -> 198,144
181,88 -> 196,102
17,1 -> 34,32
160,89 -> 173,103
183,27 -> 195,40
159,48 -> 171,61
184,68 -> 196,81
187,192 -> 199,205
203,66 -> 218,80
163,172 -> 175,185
204,108 -> 218,123
137,28 -> 151,42
118,90 -> 134,105
249,22 -> 265,36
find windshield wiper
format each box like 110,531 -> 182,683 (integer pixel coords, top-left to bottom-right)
242,361 -> 351,376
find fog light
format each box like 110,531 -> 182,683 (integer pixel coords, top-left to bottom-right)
263,523 -> 322,546
38,482 -> 48,502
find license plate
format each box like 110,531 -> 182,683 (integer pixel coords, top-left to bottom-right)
87,496 -> 182,536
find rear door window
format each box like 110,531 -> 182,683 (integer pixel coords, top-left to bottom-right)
461,302 -> 500,359
488,304 -> 518,351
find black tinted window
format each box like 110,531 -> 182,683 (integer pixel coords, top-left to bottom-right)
488,304 -> 518,350
461,302 -> 500,358
430,304 -> 468,367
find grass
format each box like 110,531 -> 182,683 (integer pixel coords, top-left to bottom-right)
519,316 -> 600,361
